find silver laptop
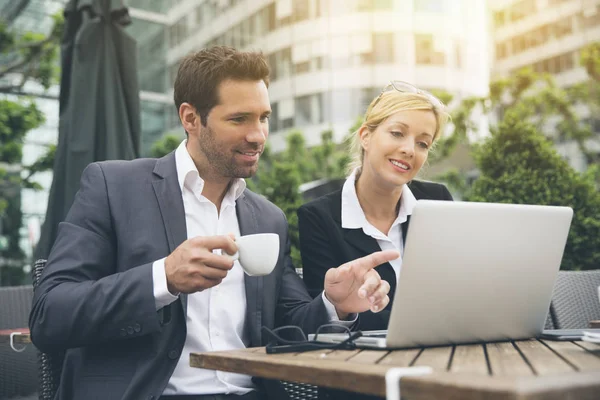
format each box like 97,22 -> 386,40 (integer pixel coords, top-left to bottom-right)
310,200 -> 573,349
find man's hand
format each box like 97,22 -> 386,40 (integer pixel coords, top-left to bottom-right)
164,235 -> 238,294
324,249 -> 399,319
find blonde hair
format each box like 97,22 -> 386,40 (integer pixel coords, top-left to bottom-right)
348,91 -> 450,173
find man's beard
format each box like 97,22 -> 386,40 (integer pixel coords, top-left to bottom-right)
198,124 -> 261,179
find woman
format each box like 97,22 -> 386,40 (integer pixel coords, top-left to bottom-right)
298,81 -> 453,331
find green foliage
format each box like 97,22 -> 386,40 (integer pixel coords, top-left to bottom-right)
580,42 -> 600,82
466,112 -> 600,270
0,15 -> 62,285
151,134 -> 183,158
248,128 -> 353,268
0,99 -> 45,162
0,12 -> 64,92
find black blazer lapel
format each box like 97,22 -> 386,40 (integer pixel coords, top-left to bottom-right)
152,152 -> 188,313
236,191 -> 264,346
401,215 -> 411,247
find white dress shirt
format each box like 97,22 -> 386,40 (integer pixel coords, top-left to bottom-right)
341,169 -> 417,282
152,140 -> 350,395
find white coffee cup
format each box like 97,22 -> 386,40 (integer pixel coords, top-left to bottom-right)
230,233 -> 280,276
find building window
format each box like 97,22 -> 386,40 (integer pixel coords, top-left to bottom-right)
268,53 -> 277,81
496,42 -> 508,60
530,51 -> 576,75
267,48 -> 292,82
270,102 -> 279,132
169,17 -> 187,47
281,118 -> 294,129
415,34 -> 445,65
294,61 -> 310,74
373,33 -> 394,63
493,10 -> 506,28
509,0 -> 536,23
373,0 -> 393,10
169,61 -> 181,88
295,95 -> 313,126
267,3 -> 276,32
293,0 -> 311,22
360,87 -> 379,112
414,0 -> 449,13
553,17 -> 573,38
578,5 -> 600,30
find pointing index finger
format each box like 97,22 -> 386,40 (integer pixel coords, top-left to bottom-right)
354,249 -> 400,273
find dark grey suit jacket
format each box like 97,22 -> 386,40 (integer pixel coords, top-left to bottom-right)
298,180 -> 453,332
29,152 -> 329,400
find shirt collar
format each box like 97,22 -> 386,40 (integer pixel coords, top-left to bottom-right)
341,168 -> 418,231
174,139 -> 246,204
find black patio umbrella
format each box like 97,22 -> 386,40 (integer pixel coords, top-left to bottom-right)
36,0 -> 140,259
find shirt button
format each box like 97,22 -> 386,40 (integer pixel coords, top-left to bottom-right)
120,328 -> 127,337
134,323 -> 141,333
127,326 -> 134,335
168,349 -> 179,360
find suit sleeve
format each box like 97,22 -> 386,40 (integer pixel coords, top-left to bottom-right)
275,231 -> 330,335
297,204 -> 339,299
29,163 -> 161,353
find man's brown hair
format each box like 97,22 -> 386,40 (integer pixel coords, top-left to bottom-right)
173,46 -> 270,126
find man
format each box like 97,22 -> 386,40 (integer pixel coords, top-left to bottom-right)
29,46 -> 397,400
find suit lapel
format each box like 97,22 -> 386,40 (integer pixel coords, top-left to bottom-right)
236,192 -> 264,346
152,152 -> 189,313
401,215 -> 411,246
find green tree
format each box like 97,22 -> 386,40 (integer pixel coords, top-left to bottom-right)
150,133 -> 183,158
0,15 -> 63,285
248,127 -> 354,268
466,112 -> 600,270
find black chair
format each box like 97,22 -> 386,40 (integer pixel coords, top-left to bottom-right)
31,259 -> 64,400
0,284 -> 38,400
547,270 -> 600,329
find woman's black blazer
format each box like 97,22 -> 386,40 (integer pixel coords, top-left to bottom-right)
297,180 -> 453,331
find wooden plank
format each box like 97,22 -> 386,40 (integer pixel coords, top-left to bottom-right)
514,339 -> 574,375
400,371 -> 600,400
450,344 -> 489,375
378,348 -> 421,367
589,320 -> 600,328
486,341 -> 534,376
412,346 -> 453,371
540,340 -> 600,371
294,349 -> 361,361
575,340 -> 600,353
190,349 -> 391,396
347,350 -> 389,364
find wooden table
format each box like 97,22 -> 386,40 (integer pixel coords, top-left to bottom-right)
0,328 -> 31,345
191,339 -> 600,399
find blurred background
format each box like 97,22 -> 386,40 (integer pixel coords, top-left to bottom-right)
1,0 -> 599,287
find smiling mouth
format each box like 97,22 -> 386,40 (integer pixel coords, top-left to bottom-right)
390,159 -> 411,171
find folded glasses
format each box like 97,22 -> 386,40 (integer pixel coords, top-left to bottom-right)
262,324 -> 363,354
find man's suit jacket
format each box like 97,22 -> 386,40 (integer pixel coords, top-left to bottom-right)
29,152 -> 330,400
297,180 -> 453,332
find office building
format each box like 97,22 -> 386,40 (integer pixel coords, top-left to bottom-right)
490,0 -> 600,170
